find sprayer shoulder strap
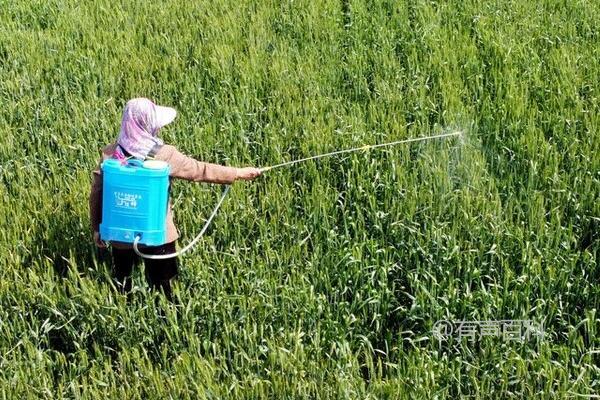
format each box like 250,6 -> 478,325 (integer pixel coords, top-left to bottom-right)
146,143 -> 163,160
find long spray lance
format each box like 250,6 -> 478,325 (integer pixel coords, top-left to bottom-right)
133,131 -> 461,259
259,131 -> 461,173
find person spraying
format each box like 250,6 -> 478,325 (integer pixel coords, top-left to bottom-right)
89,98 -> 261,300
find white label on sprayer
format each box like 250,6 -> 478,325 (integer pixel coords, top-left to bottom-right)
114,191 -> 142,209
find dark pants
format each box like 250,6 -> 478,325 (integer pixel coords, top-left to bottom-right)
111,241 -> 178,301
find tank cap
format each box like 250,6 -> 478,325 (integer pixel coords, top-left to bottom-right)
143,160 -> 169,170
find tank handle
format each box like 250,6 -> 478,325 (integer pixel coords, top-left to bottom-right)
126,159 -> 144,168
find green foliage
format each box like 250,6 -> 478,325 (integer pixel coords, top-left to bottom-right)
0,0 -> 598,398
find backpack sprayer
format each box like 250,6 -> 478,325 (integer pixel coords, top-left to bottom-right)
99,131 -> 461,260
99,159 -> 171,245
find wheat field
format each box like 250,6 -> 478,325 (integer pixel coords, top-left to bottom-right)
0,0 -> 598,398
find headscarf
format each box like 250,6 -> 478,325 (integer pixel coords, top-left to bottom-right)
114,98 -> 177,160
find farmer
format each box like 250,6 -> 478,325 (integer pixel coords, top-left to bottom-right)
89,97 -> 261,301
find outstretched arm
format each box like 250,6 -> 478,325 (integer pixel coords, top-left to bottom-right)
165,146 -> 261,183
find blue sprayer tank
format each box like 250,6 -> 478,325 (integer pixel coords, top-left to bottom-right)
99,159 -> 170,246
